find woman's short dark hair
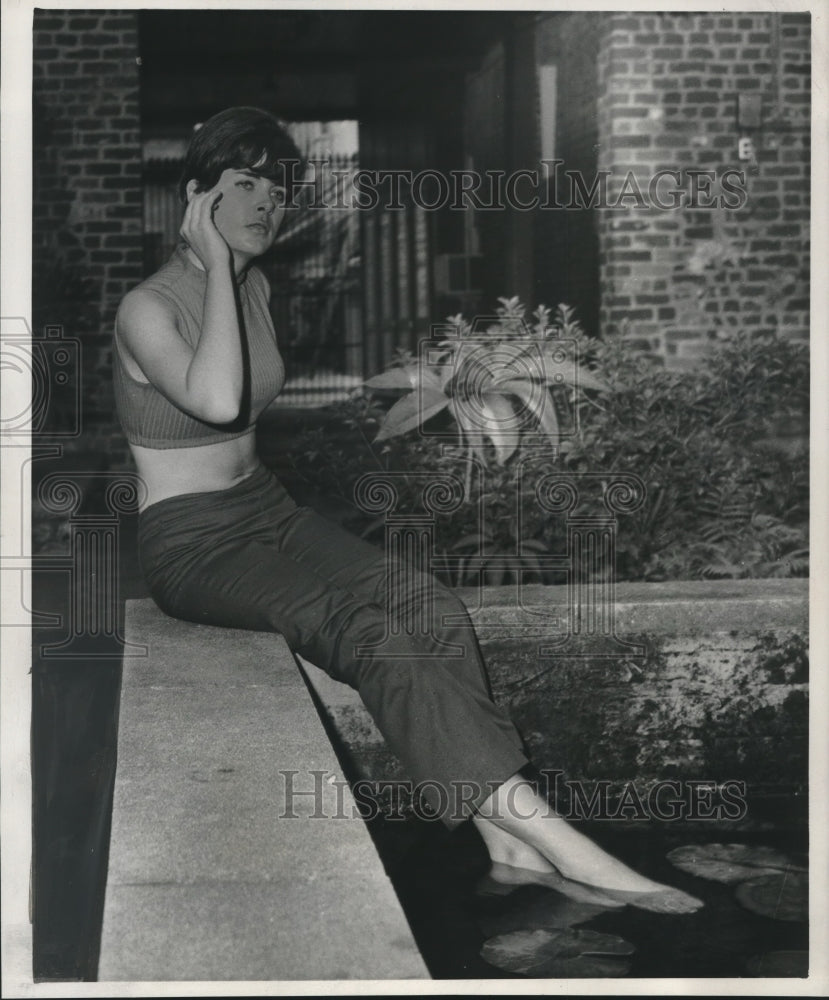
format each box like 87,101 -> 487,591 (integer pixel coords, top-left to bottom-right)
178,106 -> 303,202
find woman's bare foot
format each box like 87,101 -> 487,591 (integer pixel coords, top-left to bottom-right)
479,861 -> 626,908
580,883 -> 704,914
540,827 -> 703,912
477,776 -> 704,915
473,817 -> 623,906
474,816 -> 556,873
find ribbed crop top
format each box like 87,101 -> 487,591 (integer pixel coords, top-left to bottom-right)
113,245 -> 285,449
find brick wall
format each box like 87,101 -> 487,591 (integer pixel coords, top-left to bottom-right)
33,9 -> 142,462
595,11 -> 810,367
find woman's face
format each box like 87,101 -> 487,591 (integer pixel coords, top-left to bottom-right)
194,167 -> 287,261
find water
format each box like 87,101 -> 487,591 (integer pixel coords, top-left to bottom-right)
31,624 -> 808,982
30,510 -> 808,981
369,806 -> 809,979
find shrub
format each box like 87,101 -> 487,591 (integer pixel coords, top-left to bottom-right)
284,303 -> 808,582
563,325 -> 808,580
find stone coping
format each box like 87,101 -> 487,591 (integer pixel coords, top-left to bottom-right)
99,581 -> 808,980
299,577 -> 809,800
98,599 -> 429,983
455,578 -> 807,635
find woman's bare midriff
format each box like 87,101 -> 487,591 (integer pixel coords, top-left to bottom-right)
130,432 -> 262,511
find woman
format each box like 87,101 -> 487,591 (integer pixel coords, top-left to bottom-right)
114,107 -> 702,915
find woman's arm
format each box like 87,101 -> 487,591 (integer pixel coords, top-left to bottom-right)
116,188 -> 243,424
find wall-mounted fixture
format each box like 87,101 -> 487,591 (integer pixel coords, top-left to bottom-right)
736,94 -> 762,162
737,93 -> 763,129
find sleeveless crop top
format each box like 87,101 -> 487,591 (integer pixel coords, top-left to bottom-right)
113,245 -> 285,449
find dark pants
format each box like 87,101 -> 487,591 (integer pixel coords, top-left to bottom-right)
137,463 -> 528,826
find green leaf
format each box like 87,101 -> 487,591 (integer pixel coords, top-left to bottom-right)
479,894 -> 610,939
570,365 -> 611,392
453,410 -> 487,463
667,844 -> 805,884
451,393 -> 520,464
364,366 -> 419,390
483,342 -> 544,381
541,357 -> 609,392
488,344 -> 608,393
374,387 -> 450,441
736,872 -> 808,922
365,365 -> 444,393
430,364 -> 453,389
497,379 -> 560,444
481,928 -> 633,978
451,342 -> 507,386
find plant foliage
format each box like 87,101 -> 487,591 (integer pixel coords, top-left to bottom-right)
285,300 -> 808,583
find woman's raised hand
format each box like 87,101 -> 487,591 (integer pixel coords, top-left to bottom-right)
179,186 -> 231,271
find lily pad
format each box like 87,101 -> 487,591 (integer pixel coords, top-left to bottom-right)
666,843 -> 805,884
481,928 -> 633,978
735,872 -> 808,922
478,890 -> 610,939
745,950 -> 809,976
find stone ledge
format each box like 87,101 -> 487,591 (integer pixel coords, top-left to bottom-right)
98,599 -> 429,983
455,578 -> 807,636
300,579 -> 809,797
